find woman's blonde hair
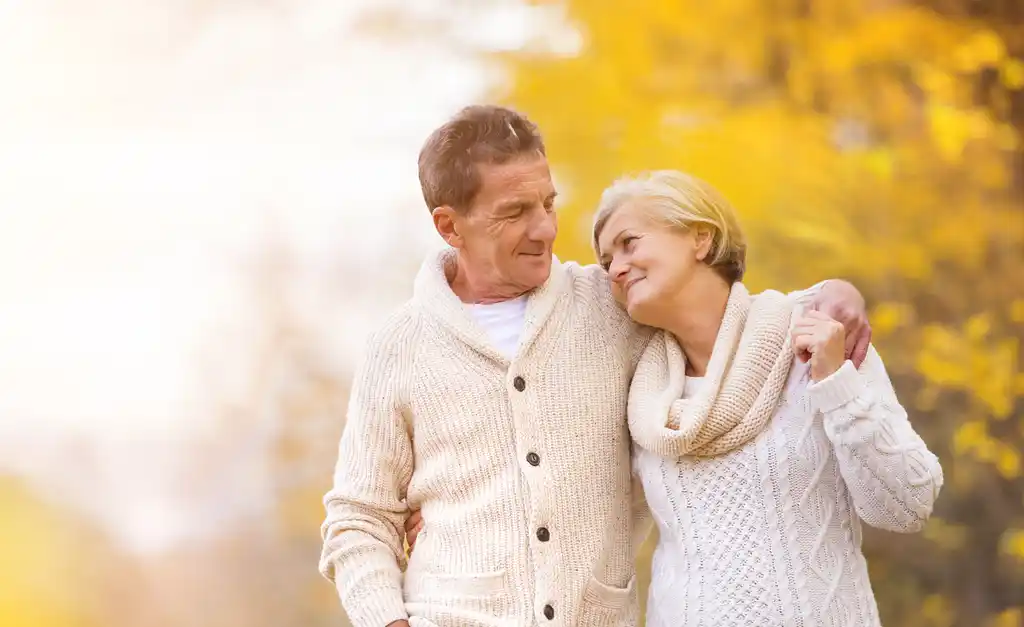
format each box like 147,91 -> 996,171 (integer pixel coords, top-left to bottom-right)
592,170 -> 747,284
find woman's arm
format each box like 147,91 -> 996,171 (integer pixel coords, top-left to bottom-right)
809,346 -> 944,532
790,279 -> 873,367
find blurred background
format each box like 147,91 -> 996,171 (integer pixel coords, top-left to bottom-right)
0,1 -> 1021,626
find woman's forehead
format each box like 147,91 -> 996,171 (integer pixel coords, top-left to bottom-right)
596,204 -> 648,254
603,202 -> 658,235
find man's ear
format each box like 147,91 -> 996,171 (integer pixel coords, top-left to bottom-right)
432,206 -> 463,248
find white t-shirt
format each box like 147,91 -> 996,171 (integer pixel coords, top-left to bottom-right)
465,296 -> 528,359
682,375 -> 705,399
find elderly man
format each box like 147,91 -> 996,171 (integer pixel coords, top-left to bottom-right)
319,105 -> 871,627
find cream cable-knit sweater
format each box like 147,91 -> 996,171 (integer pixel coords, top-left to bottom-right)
632,289 -> 944,627
319,249 -> 653,627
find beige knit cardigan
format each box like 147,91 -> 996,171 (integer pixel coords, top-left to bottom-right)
319,249 -> 653,627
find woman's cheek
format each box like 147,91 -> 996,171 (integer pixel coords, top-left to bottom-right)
612,284 -> 627,306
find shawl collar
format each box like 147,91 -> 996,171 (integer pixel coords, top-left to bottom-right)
413,247 -> 570,365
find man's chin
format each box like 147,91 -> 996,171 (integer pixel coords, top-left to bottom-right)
521,254 -> 551,273
517,260 -> 551,288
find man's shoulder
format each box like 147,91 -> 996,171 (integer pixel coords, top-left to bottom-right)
561,259 -> 605,280
561,261 -> 615,304
561,260 -> 645,337
362,299 -> 423,359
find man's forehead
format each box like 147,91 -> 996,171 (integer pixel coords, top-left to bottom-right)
479,155 -> 550,181
481,164 -> 555,198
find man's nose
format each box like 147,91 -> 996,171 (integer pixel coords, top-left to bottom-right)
528,208 -> 557,243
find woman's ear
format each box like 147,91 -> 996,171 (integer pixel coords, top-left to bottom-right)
693,226 -> 715,261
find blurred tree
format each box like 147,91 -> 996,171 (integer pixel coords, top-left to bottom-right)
487,0 -> 1023,624
180,233 -> 421,627
238,239 -> 354,626
178,237 -> 355,627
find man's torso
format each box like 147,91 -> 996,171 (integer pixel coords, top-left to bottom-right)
400,257 -> 648,626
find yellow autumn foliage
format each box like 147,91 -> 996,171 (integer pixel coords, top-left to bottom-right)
491,0 -> 1023,623
0,476 -> 98,627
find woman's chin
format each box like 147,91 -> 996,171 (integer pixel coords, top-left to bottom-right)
625,299 -> 651,325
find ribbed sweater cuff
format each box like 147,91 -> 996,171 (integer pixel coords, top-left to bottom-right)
336,574 -> 408,627
808,360 -> 866,414
344,586 -> 407,627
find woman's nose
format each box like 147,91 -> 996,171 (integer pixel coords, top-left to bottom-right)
609,260 -> 629,284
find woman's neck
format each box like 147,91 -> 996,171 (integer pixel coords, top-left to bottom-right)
659,275 -> 731,377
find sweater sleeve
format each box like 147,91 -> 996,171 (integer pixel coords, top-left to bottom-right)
319,319 -> 416,627
574,262 -> 654,371
787,279 -> 826,311
809,346 -> 943,532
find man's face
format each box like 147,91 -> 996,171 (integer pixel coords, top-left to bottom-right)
445,155 -> 558,297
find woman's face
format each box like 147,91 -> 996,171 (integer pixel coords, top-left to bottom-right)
596,202 -> 709,325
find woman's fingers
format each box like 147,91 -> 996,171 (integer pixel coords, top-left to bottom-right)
802,309 -> 833,321
791,330 -> 816,357
792,319 -> 829,335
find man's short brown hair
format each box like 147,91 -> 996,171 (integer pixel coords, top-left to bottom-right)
418,105 -> 546,213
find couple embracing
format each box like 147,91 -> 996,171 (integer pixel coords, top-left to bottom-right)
318,105 -> 943,627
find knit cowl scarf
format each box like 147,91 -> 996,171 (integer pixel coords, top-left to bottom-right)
628,282 -> 800,458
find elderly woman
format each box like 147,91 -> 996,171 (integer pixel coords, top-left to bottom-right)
593,170 -> 943,627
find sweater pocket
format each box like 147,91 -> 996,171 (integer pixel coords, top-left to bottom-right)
406,570 -> 510,627
406,569 -> 507,600
576,575 -> 636,627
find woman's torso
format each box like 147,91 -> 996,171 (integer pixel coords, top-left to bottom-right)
636,361 -> 883,627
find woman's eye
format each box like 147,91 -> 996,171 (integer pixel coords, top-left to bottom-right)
623,236 -> 637,249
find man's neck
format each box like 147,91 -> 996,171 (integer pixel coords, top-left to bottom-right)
447,256 -> 530,304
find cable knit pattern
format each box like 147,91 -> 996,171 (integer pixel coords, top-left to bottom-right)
629,283 -> 799,457
634,301 -> 944,626
319,248 -> 654,627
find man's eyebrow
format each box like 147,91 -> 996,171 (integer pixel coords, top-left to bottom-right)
495,199 -> 527,212
496,192 -> 558,212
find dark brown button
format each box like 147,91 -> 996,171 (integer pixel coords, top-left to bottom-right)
526,452 -> 540,466
543,604 -> 554,620
513,376 -> 526,391
536,527 -> 550,542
